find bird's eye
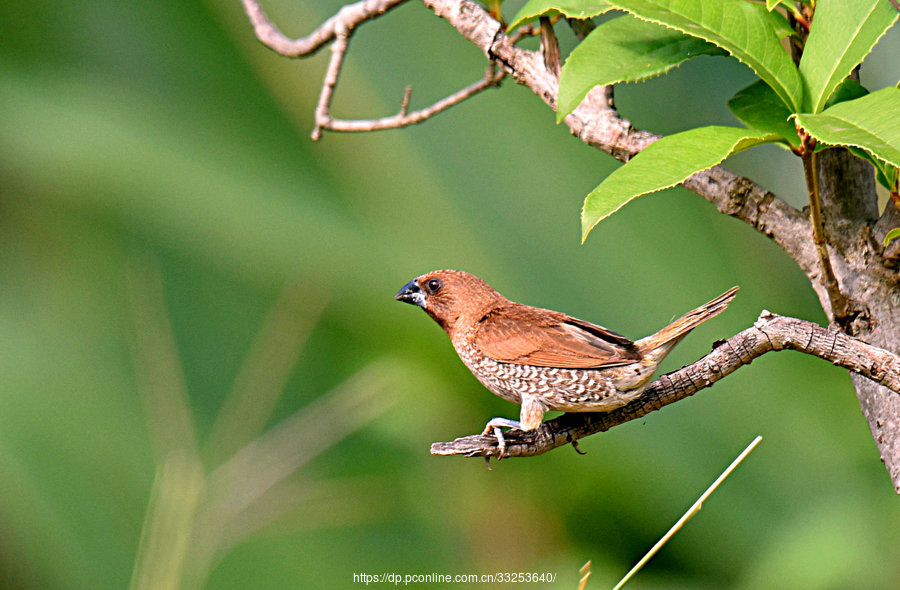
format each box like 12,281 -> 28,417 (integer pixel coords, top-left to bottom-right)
425,278 -> 443,294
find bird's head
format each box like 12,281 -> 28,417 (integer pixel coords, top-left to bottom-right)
395,269 -> 504,334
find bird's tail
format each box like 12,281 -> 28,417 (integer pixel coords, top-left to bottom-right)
635,286 -> 739,362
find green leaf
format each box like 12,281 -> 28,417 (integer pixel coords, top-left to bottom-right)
557,15 -> 724,121
846,146 -> 894,191
769,11 -> 794,40
887,165 -> 899,191
581,126 -> 779,241
799,0 -> 897,113
727,80 -> 798,149
507,0 -> 611,31
823,78 -> 869,110
607,0 -> 803,111
885,228 -> 900,248
793,87 -> 900,169
845,146 -> 898,191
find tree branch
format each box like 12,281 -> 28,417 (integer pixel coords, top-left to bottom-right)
315,65 -> 505,139
243,0 -> 507,140
421,0 -> 818,279
242,0 -> 817,273
241,0 -> 408,57
431,311 -> 900,459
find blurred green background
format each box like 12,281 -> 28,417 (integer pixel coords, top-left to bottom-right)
2,1 -> 899,588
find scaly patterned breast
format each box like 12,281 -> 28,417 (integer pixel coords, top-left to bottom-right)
452,332 -> 650,412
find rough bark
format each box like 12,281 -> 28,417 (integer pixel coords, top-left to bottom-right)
813,148 -> 900,490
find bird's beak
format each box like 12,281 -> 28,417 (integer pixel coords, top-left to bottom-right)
395,279 -> 426,308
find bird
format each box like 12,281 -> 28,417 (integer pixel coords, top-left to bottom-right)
395,270 -> 738,454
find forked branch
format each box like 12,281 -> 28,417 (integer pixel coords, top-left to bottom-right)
314,66 -> 505,140
242,0 -> 816,273
242,0 -> 506,140
421,0 -> 818,278
431,311 -> 900,459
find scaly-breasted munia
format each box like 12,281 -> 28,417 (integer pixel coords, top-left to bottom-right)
396,270 -> 738,452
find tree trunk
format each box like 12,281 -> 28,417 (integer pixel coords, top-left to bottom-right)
815,149 -> 900,491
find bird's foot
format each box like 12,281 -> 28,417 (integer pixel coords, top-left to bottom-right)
482,417 -> 522,458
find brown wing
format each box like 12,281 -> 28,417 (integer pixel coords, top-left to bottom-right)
474,304 -> 641,368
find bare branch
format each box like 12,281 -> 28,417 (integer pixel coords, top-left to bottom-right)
311,17 -> 351,141
243,0 -> 506,139
508,22 -> 540,44
315,65 -> 506,139
243,0 -> 818,280
431,311 -> 900,459
241,0 -> 408,57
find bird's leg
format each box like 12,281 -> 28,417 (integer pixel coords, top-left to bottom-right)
481,396 -> 547,457
481,417 -> 521,457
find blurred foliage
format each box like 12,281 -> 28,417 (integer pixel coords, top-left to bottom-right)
1,0 -> 899,588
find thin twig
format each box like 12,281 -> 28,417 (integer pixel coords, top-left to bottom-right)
508,22 -> 540,44
431,311 -> 900,459
311,19 -> 351,140
244,0 -> 506,139
400,86 -> 412,117
316,66 -> 505,138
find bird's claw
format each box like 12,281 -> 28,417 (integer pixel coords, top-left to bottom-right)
479,424 -> 507,458
493,426 -> 507,457
482,417 -> 522,459
571,440 -> 586,455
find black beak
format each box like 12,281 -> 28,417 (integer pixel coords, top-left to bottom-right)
395,279 -> 426,308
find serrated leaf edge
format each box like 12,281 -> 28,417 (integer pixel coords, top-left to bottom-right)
581,129 -> 779,241
792,113 -> 900,169
606,1 -> 801,111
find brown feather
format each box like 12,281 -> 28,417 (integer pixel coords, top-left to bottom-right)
474,304 -> 641,369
